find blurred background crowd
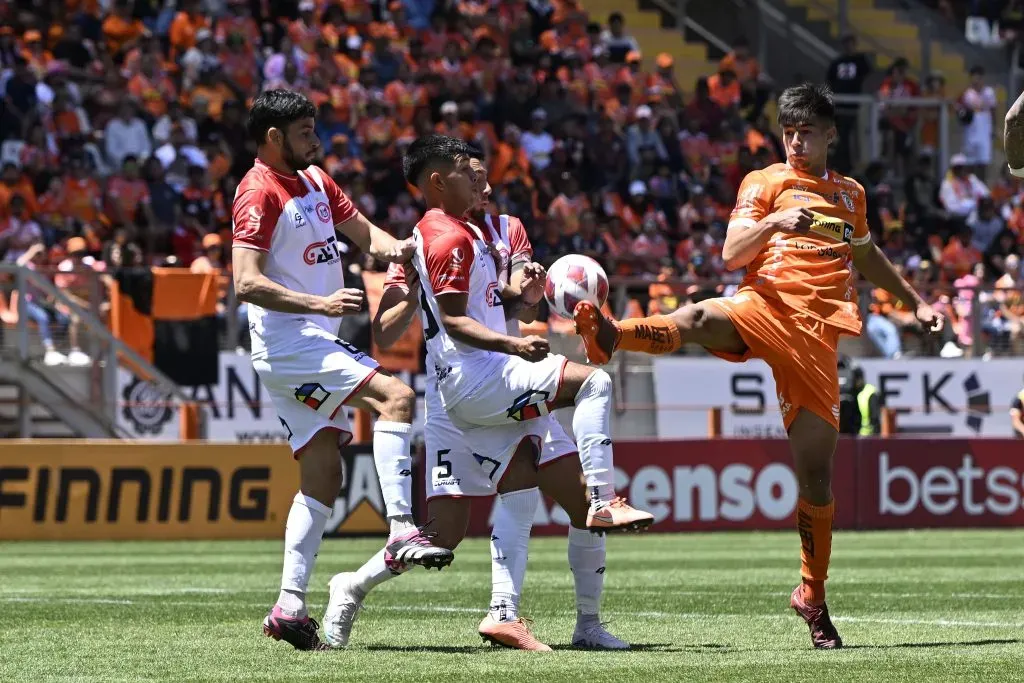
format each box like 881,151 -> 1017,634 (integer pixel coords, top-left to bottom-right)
0,0 -> 1022,362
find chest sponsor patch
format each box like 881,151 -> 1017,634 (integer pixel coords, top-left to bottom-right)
808,212 -> 854,244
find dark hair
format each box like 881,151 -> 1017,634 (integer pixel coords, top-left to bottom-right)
608,12 -> 623,23
777,83 -> 835,127
402,134 -> 480,185
970,65 -> 985,76
246,89 -> 316,144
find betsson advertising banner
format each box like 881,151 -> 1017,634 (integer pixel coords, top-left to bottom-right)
116,353 -> 431,443
652,358 -> 1022,439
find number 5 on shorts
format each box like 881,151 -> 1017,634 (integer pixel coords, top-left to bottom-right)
434,449 -> 453,481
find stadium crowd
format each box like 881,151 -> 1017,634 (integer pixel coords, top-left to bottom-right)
0,0 -> 1022,360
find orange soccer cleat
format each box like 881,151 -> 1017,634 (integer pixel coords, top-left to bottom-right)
586,497 -> 654,532
573,301 -> 620,365
478,614 -> 552,651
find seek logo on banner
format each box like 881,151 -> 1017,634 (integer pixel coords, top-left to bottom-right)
652,358 -> 1018,438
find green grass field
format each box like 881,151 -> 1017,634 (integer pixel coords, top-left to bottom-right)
2,530 -> 1023,682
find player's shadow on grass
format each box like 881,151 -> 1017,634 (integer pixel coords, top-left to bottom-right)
844,638 -> 1020,650
364,645 -> 482,654
548,643 -> 696,653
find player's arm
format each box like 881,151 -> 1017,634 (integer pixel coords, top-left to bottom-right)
721,172 -> 812,270
1011,398 -> 1024,436
436,292 -> 547,360
852,233 -> 943,332
372,265 -> 421,349
1005,89 -> 1024,175
504,261 -> 545,323
317,168 -> 414,263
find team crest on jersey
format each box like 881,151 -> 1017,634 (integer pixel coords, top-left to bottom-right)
315,202 -> 332,223
840,191 -> 855,212
295,382 -> 331,410
506,389 -> 551,422
450,247 -> 465,266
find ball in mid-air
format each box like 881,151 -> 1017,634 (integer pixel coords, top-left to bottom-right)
544,254 -> 609,318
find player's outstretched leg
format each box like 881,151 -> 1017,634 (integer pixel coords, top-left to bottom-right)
323,498 -> 472,648
787,408 -> 842,649
572,300 -> 746,364
552,363 -> 653,532
538,455 -> 628,650
263,428 -> 340,651
349,372 -> 454,570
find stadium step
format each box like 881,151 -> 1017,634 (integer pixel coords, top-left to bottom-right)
579,0 -> 721,94
784,0 -> 1006,114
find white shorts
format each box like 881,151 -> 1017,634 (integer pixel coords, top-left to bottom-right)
447,354 -> 569,464
253,325 -> 378,455
424,387 -> 576,500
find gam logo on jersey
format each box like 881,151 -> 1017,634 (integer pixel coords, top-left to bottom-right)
485,281 -> 502,307
303,235 -> 343,265
315,202 -> 332,223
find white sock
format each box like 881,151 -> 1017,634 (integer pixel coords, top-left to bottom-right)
374,421 -> 415,534
568,526 -> 605,622
489,487 -> 538,622
277,492 -> 332,617
571,370 -> 616,506
351,548 -> 407,597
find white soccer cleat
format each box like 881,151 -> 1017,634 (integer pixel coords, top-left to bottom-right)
323,572 -> 364,649
571,621 -> 630,650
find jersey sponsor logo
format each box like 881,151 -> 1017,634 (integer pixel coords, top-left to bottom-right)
294,382 -> 331,410
315,202 -> 332,223
302,235 -> 343,265
450,247 -> 465,266
293,211 -> 306,227
485,281 -> 502,307
807,212 -> 854,244
840,191 -> 855,212
506,389 -> 551,422
235,205 -> 263,239
791,194 -> 812,202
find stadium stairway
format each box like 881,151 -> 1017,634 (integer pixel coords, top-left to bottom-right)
782,0 -> 1007,110
580,0 -> 722,93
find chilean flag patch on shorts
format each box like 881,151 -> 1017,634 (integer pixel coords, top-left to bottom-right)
294,383 -> 331,410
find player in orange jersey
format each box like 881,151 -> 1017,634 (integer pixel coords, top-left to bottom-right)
573,84 -> 944,649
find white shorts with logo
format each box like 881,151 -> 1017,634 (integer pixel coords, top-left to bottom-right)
445,353 -> 571,467
253,325 -> 378,456
425,386 -> 576,500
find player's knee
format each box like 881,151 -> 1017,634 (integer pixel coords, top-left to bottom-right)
378,378 -> 414,423
674,303 -> 706,333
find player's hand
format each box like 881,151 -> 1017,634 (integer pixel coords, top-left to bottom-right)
513,335 -> 550,361
520,262 -> 547,306
915,302 -> 944,334
382,237 -> 416,264
767,207 -> 814,235
321,288 -> 365,316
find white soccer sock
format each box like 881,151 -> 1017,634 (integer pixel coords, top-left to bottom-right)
568,526 -> 606,621
571,369 -> 616,506
277,492 -> 332,617
350,548 -> 407,597
489,487 -> 539,623
373,421 -> 415,535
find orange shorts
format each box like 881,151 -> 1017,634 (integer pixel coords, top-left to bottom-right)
707,288 -> 841,431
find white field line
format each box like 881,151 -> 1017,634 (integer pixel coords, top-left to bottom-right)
3,596 -> 1024,630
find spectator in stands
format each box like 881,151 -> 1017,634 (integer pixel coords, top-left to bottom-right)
878,58 -> 920,177
52,236 -> 99,367
0,195 -> 42,263
105,100 -> 152,169
719,36 -> 769,121
940,153 -> 990,219
521,108 -> 555,171
626,104 -> 668,173
570,210 -> 608,268
959,65 -> 998,180
826,34 -> 872,173
102,226 -> 144,268
968,196 -> 1005,253
904,152 -> 946,246
707,67 -> 741,115
941,224 -> 984,279
17,242 -> 70,366
600,12 -> 640,63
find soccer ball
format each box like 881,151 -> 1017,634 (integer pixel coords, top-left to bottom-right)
544,254 -> 609,319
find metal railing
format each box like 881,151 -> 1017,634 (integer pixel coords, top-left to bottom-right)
2,264 -> 205,438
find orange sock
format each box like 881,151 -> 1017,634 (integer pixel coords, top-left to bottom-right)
615,315 -> 682,355
797,498 -> 834,605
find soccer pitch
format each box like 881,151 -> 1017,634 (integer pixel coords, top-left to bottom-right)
2,531 -> 1022,682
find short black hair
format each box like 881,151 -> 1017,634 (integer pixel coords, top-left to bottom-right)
777,83 -> 835,127
402,134 -> 481,185
608,12 -> 623,23
246,89 -> 316,145
970,65 -> 985,76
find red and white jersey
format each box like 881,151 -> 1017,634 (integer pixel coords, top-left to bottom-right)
482,213 -> 532,336
232,160 -> 357,356
411,208 -> 508,408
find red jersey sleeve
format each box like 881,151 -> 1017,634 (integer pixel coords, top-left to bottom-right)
232,188 -> 283,252
423,226 -> 475,295
312,166 -> 358,225
383,262 -> 407,290
506,215 -> 533,264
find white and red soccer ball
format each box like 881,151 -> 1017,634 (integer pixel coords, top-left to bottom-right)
544,254 -> 609,319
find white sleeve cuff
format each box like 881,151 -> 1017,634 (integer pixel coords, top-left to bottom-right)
851,234 -> 872,246
1009,165 -> 1024,178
